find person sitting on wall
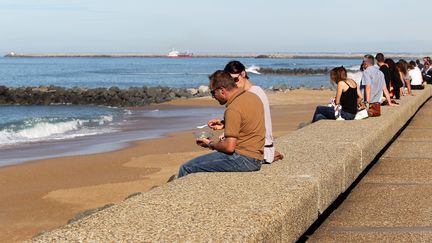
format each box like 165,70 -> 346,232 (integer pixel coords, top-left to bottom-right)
312,66 -> 363,122
376,53 -> 394,97
178,70 -> 265,178
224,60 -> 283,163
361,54 -> 397,111
408,60 -> 424,90
384,58 -> 403,99
397,59 -> 414,96
422,61 -> 432,84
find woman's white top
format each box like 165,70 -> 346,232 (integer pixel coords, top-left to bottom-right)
408,67 -> 423,85
248,86 -> 275,163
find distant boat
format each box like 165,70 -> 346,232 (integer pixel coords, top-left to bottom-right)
167,49 -> 193,58
5,51 -> 17,57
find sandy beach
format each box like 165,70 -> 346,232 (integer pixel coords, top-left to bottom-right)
0,89 -> 333,242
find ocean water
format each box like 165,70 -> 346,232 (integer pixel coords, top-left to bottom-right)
0,57 -> 361,166
0,57 -> 360,88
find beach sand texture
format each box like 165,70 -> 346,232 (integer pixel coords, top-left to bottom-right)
0,89 -> 332,242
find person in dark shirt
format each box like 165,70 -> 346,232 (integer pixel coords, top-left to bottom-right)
375,53 -> 393,97
312,66 -> 362,122
416,59 -> 424,70
422,61 -> 432,84
384,58 -> 402,99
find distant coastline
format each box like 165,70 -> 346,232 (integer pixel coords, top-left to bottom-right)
4,52 -> 431,59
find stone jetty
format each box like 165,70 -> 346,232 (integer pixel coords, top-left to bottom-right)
0,85 -> 209,107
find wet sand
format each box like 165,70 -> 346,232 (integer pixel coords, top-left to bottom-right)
0,89 -> 333,242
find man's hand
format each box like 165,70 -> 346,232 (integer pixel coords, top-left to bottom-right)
207,119 -> 224,130
196,138 -> 211,148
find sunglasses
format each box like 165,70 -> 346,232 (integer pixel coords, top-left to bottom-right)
233,74 -> 241,82
210,87 -> 221,97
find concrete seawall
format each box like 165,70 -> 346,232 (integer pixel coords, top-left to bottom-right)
33,86 -> 432,242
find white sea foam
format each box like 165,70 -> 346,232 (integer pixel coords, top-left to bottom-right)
124,109 -> 132,115
346,65 -> 361,71
348,71 -> 363,85
0,115 -> 115,147
246,65 -> 261,74
94,115 -> 113,125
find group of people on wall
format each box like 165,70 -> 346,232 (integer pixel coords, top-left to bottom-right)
174,55 -> 429,179
313,53 -> 430,122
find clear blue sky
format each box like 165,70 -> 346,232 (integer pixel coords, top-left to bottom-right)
1,0 -> 431,54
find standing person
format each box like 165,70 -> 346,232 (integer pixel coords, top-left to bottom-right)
360,55 -> 396,115
312,67 -> 362,122
408,61 -> 424,90
223,60 -> 282,163
375,53 -> 393,97
178,70 -> 265,178
384,58 -> 403,99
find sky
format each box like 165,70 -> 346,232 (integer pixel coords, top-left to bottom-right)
0,0 -> 431,54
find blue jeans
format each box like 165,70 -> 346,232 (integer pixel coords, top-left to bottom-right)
178,151 -> 263,178
312,106 -> 355,122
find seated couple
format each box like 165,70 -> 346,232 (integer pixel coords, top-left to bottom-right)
177,61 -> 283,178
312,66 -> 363,122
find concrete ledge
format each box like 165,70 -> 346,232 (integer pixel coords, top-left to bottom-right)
32,85 -> 432,242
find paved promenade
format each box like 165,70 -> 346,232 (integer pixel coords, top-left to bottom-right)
309,99 -> 432,242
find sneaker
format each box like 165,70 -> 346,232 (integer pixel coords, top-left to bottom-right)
298,121 -> 311,129
167,174 -> 177,183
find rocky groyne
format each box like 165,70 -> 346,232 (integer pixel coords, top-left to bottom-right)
0,85 -> 210,107
259,67 -> 330,75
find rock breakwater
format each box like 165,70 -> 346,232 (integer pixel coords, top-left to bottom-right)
259,67 -> 330,75
0,85 -> 209,107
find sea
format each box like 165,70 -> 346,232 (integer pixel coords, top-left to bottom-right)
0,57 -> 361,166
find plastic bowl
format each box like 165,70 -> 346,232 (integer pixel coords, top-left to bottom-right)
193,131 -> 214,139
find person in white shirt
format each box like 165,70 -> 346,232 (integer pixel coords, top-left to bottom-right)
408,61 -> 424,90
224,60 -> 283,163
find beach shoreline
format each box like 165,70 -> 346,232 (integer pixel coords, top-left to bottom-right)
0,90 -> 333,242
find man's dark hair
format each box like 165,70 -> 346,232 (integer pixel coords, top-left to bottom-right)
364,54 -> 375,65
409,60 -> 416,69
375,53 -> 385,63
208,70 -> 237,91
384,58 -> 397,72
224,60 -> 249,79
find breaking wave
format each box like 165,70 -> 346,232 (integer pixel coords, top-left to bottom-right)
0,116 -> 114,147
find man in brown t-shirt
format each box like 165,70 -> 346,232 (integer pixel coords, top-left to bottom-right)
178,70 -> 265,178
